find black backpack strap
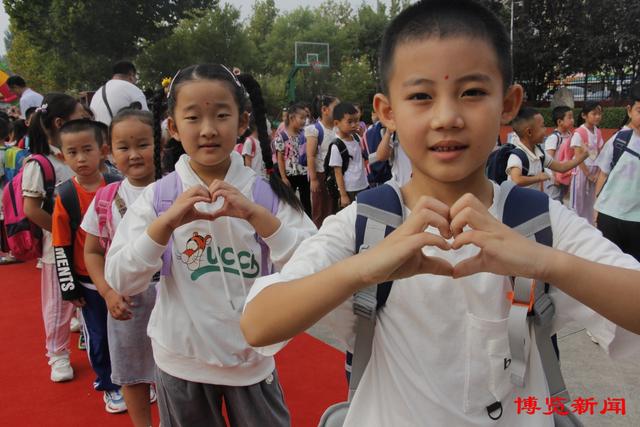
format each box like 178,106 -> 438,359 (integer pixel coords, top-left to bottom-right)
611,129 -> 635,171
335,138 -> 351,173
55,179 -> 83,300
103,173 -> 123,185
57,180 -> 81,237
101,82 -> 114,119
512,147 -> 531,175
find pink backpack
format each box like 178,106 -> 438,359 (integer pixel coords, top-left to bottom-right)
234,136 -> 257,157
553,131 -> 575,186
1,154 -> 56,261
93,181 -> 124,251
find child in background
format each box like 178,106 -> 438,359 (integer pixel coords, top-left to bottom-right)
275,103 -> 311,215
105,65 -> 315,426
306,94 -> 339,227
82,110 -> 160,425
21,93 -> 86,382
326,102 -> 369,209
240,119 -> 266,177
0,114 -> 14,263
570,101 -> 604,224
544,106 -> 575,201
241,1 -> 640,426
594,84 -> 640,261
52,119 -> 124,413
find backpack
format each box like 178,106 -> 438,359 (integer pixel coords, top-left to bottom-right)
235,136 -> 258,158
93,181 -> 127,251
1,154 -> 55,261
485,143 -> 532,184
364,123 -> 392,185
152,172 -> 279,277
298,122 -> 324,167
319,181 -> 582,427
610,129 -> 638,170
323,138 -> 352,198
552,131 -> 575,186
3,146 -> 30,182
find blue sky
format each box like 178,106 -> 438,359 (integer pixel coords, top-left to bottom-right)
0,1 -> 393,55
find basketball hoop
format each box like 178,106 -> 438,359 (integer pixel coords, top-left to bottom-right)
310,60 -> 322,73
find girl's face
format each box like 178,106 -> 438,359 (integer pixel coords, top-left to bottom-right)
627,102 -> 640,130
110,118 -> 155,186
168,80 -> 248,172
583,106 -> 602,127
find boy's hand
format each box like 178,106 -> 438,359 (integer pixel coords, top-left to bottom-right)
449,194 -> 548,280
340,194 -> 351,208
536,171 -> 550,182
105,289 -> 133,321
357,196 -> 453,285
161,185 -> 217,230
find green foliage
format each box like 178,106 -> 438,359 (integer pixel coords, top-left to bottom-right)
538,107 -> 628,129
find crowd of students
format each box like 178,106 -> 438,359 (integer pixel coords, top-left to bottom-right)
1,1 -> 640,426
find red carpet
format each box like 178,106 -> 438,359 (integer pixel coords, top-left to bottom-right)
0,261 -> 346,426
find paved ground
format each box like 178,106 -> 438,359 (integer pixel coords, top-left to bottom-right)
308,322 -> 639,426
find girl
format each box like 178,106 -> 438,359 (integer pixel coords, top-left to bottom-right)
82,109 -> 161,425
238,120 -> 265,177
570,101 -> 604,225
105,64 -> 315,426
22,93 -> 87,382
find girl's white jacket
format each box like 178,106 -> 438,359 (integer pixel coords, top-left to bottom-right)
105,153 -> 316,385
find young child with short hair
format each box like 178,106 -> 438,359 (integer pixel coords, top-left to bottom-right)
544,106 -> 574,200
326,102 -> 369,209
507,107 -> 587,191
241,1 -> 640,426
52,118 -> 124,413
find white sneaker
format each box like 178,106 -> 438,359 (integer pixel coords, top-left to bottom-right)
49,354 -> 73,382
104,389 -> 127,414
70,317 -> 81,333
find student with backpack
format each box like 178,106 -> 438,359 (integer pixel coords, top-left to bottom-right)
52,119 -> 124,412
274,102 -> 311,216
82,110 -> 160,425
325,102 -> 369,210
593,84 -> 640,261
544,106 -> 575,201
104,66 -> 315,427
242,2 -> 640,426
19,93 -> 86,382
237,120 -> 266,177
506,107 -> 587,191
306,94 -> 339,227
570,101 -> 604,225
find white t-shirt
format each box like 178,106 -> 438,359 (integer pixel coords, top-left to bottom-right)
90,79 -> 149,126
506,142 -> 553,190
19,88 -> 44,118
304,122 -> 336,173
595,127 -> 640,222
544,130 -> 571,155
80,178 -> 148,239
21,148 -> 74,264
328,138 -> 369,192
570,125 -> 601,167
246,180 -> 640,427
241,136 -> 265,178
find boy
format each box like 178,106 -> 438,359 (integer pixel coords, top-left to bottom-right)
594,84 -> 640,261
241,1 -> 640,426
52,119 -> 125,414
326,102 -> 369,209
506,107 -> 587,191
544,106 -> 575,200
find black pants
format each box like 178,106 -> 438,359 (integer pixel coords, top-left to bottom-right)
288,174 -> 311,217
597,212 -> 640,261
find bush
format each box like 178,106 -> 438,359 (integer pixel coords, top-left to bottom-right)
537,107 -> 628,129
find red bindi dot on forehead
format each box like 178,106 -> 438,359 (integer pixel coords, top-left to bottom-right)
205,102 -> 210,106
444,75 -> 449,80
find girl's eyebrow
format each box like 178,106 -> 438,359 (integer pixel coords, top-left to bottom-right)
182,101 -> 232,110
403,73 -> 492,87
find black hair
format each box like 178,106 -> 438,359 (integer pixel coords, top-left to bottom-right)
0,114 -> 10,140
577,101 -> 601,126
9,119 -> 28,142
162,138 -> 185,174
333,102 -> 358,122
109,108 -> 160,179
150,89 -> 165,180
285,102 -> 307,125
237,73 -> 304,213
7,75 -> 26,88
551,106 -> 572,127
82,103 -> 95,120
312,95 -> 338,120
112,61 -> 136,76
379,0 -> 512,94
511,106 -> 540,138
25,107 -> 37,121
27,93 -> 79,155
619,84 -> 640,129
59,118 -> 105,147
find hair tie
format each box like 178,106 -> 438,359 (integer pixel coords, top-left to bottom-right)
166,69 -> 181,99
36,103 -> 48,114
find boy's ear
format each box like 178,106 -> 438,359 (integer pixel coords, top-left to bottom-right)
373,93 -> 396,132
53,117 -> 65,131
501,84 -> 524,125
167,117 -> 180,141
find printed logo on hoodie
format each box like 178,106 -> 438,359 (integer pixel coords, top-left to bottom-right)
179,231 -> 261,280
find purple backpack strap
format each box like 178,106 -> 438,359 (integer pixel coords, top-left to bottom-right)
252,177 -> 279,276
153,172 -> 183,276
95,181 -> 122,250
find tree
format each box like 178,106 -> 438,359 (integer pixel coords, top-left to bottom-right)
247,0 -> 278,74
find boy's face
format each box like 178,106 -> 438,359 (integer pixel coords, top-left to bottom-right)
558,111 -> 574,130
60,130 -> 103,177
627,102 -> 640,129
528,114 -> 546,145
374,36 -> 522,184
335,113 -> 358,136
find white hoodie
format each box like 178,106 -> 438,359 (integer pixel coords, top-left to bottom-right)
105,152 -> 316,385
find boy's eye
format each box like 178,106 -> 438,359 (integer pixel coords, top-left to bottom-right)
461,88 -> 487,97
408,93 -> 432,101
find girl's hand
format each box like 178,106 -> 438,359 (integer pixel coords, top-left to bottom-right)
310,177 -> 320,193
340,194 -> 351,208
282,177 -> 291,187
105,289 -> 133,321
449,193 -> 549,280
208,180 -> 260,222
357,196 -> 453,286
162,185 -> 217,230
588,174 -> 598,183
